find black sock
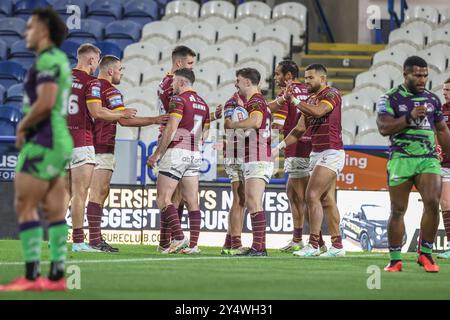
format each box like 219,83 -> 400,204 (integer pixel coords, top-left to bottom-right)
48,261 -> 65,281
25,261 -> 40,281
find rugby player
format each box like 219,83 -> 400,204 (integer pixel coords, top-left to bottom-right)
85,55 -> 167,252
269,60 -> 311,252
377,57 -> 450,272
148,68 -> 210,254
67,44 -> 137,252
221,92 -> 248,255
224,68 -> 273,256
437,78 -> 450,259
0,8 -> 72,291
157,46 -> 222,253
276,64 -> 345,257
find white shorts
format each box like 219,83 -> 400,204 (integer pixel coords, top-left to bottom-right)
158,148 -> 202,180
95,153 -> 116,171
224,163 -> 244,183
442,167 -> 450,183
309,149 -> 345,175
66,146 -> 96,170
284,157 -> 310,179
243,161 -> 273,183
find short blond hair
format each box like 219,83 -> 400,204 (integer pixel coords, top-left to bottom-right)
77,43 -> 101,58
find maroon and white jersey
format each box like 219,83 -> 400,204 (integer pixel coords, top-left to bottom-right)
273,82 -> 311,158
244,93 -> 272,162
86,79 -> 125,154
157,73 -> 174,115
223,93 -> 247,160
168,90 -> 210,152
305,86 -> 343,152
441,102 -> 450,168
67,69 -> 96,148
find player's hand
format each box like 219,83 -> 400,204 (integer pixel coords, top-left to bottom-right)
147,154 -> 159,168
224,118 -> 234,129
411,105 -> 427,120
214,105 -> 223,120
15,122 -> 26,150
233,93 -> 244,107
155,114 -> 169,124
122,108 -> 137,119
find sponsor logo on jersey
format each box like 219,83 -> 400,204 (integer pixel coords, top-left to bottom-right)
91,86 -> 101,98
109,95 -> 123,107
398,104 -> 408,112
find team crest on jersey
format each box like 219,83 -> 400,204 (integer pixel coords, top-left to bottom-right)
398,104 -> 408,112
172,97 -> 183,102
425,102 -> 434,112
109,95 -> 123,107
91,86 -> 101,98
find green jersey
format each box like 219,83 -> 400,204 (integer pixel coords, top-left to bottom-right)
376,84 -> 443,159
16,46 -> 73,180
22,46 -> 73,148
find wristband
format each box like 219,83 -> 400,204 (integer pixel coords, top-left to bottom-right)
291,97 -> 301,106
277,141 -> 287,150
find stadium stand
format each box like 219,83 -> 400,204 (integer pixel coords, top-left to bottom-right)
0,105 -> 22,136
199,0 -> 234,30
0,17 -> 26,47
0,84 -> 5,105
122,0 -> 158,26
5,83 -> 23,109
8,39 -> 35,70
0,61 -> 26,90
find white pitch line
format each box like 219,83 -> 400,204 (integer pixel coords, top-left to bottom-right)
0,254 -> 384,266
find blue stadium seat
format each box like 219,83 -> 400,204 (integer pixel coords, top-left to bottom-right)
95,41 -> 122,59
53,0 -> 87,19
0,39 -> 7,61
0,105 -> 22,136
13,0 -> 51,20
0,0 -> 13,17
123,0 -> 158,26
87,0 -> 122,25
67,19 -> 104,44
6,83 -> 23,103
0,61 -> 26,90
0,84 -> 5,104
0,18 -> 26,47
61,40 -> 79,66
8,40 -> 35,70
104,20 -> 141,51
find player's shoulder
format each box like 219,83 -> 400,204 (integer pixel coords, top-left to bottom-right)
37,47 -> 68,70
324,86 -> 341,97
170,94 -> 185,104
423,89 -> 441,104
384,85 -> 401,98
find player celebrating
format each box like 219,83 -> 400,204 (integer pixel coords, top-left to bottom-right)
278,64 -> 345,257
377,57 -> 450,272
224,68 -> 273,256
222,92 -> 248,255
85,55 -> 167,252
269,60 -> 311,252
67,44 -> 137,252
157,46 -> 222,253
0,8 -> 72,291
148,68 -> 210,254
438,78 -> 450,259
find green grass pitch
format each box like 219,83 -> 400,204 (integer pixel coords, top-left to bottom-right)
0,240 -> 449,300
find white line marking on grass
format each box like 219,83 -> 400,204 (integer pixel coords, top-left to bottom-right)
0,254 -> 384,266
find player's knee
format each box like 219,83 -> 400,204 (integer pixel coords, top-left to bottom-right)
390,206 -> 406,219
422,196 -> 440,214
305,189 -> 321,205
14,195 -> 28,216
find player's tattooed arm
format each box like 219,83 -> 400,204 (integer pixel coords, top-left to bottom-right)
16,82 -> 58,149
87,101 -> 136,122
272,114 -> 306,158
210,105 -> 223,122
119,114 -> 169,127
435,120 -> 450,159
